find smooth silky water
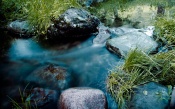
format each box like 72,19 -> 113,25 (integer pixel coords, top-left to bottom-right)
0,35 -> 124,109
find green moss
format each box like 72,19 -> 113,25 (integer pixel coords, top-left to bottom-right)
2,0 -> 80,35
107,49 -> 175,108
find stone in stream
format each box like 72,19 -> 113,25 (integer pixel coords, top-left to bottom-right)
93,23 -> 111,45
93,24 -> 155,45
25,64 -> 72,90
106,30 -> 158,57
47,8 -> 100,40
25,87 -> 58,108
59,87 -> 107,109
6,20 -> 34,38
129,82 -> 170,109
170,87 -> 175,109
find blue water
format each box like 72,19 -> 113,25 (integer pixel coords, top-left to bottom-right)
1,36 -> 123,109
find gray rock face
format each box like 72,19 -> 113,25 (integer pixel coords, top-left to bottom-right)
6,20 -> 34,38
78,0 -> 105,7
59,87 -> 107,109
25,87 -> 58,107
47,8 -> 100,39
25,64 -> 72,90
106,31 -> 158,57
129,82 -> 170,109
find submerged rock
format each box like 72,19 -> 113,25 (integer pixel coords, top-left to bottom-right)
129,82 -> 170,109
59,87 -> 107,109
106,31 -> 158,57
25,87 -> 58,107
47,8 -> 100,40
25,64 -> 72,90
6,20 -> 34,38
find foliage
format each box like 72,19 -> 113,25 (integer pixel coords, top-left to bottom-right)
2,0 -> 80,35
154,17 -> 175,46
89,0 -> 172,26
107,49 -> 175,108
7,84 -> 37,109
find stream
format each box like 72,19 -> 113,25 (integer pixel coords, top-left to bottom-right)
0,35 -> 123,109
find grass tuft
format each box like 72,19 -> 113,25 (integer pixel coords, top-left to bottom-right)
154,17 -> 175,46
2,0 -> 81,35
107,49 -> 175,108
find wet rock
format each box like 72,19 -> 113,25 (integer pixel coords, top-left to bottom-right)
59,87 -> 107,109
6,20 -> 34,38
109,26 -> 140,37
25,64 -> 72,90
170,87 -> 175,109
47,8 -> 100,40
93,25 -> 155,45
110,26 -> 155,37
25,87 -> 58,107
129,82 -> 170,109
106,30 -> 158,57
93,23 -> 111,45
78,0 -> 105,7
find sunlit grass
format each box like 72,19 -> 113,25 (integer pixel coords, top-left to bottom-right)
154,17 -> 175,46
2,0 -> 81,35
107,49 -> 175,108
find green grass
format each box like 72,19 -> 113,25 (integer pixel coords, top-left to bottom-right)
154,17 -> 175,46
107,49 -> 175,109
7,84 -> 37,109
2,0 -> 81,35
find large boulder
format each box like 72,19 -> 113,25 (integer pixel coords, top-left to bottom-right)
129,82 -> 170,109
59,87 -> 107,109
47,8 -> 100,40
106,30 -> 158,57
25,64 -> 72,90
6,20 -> 34,38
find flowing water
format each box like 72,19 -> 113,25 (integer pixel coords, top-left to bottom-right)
0,35 -> 123,109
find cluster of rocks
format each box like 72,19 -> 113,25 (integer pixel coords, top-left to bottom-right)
22,81 -> 174,109
5,6 -> 175,109
6,8 -> 100,41
94,23 -> 158,57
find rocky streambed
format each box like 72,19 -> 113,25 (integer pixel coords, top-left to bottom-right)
0,7 -> 174,109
